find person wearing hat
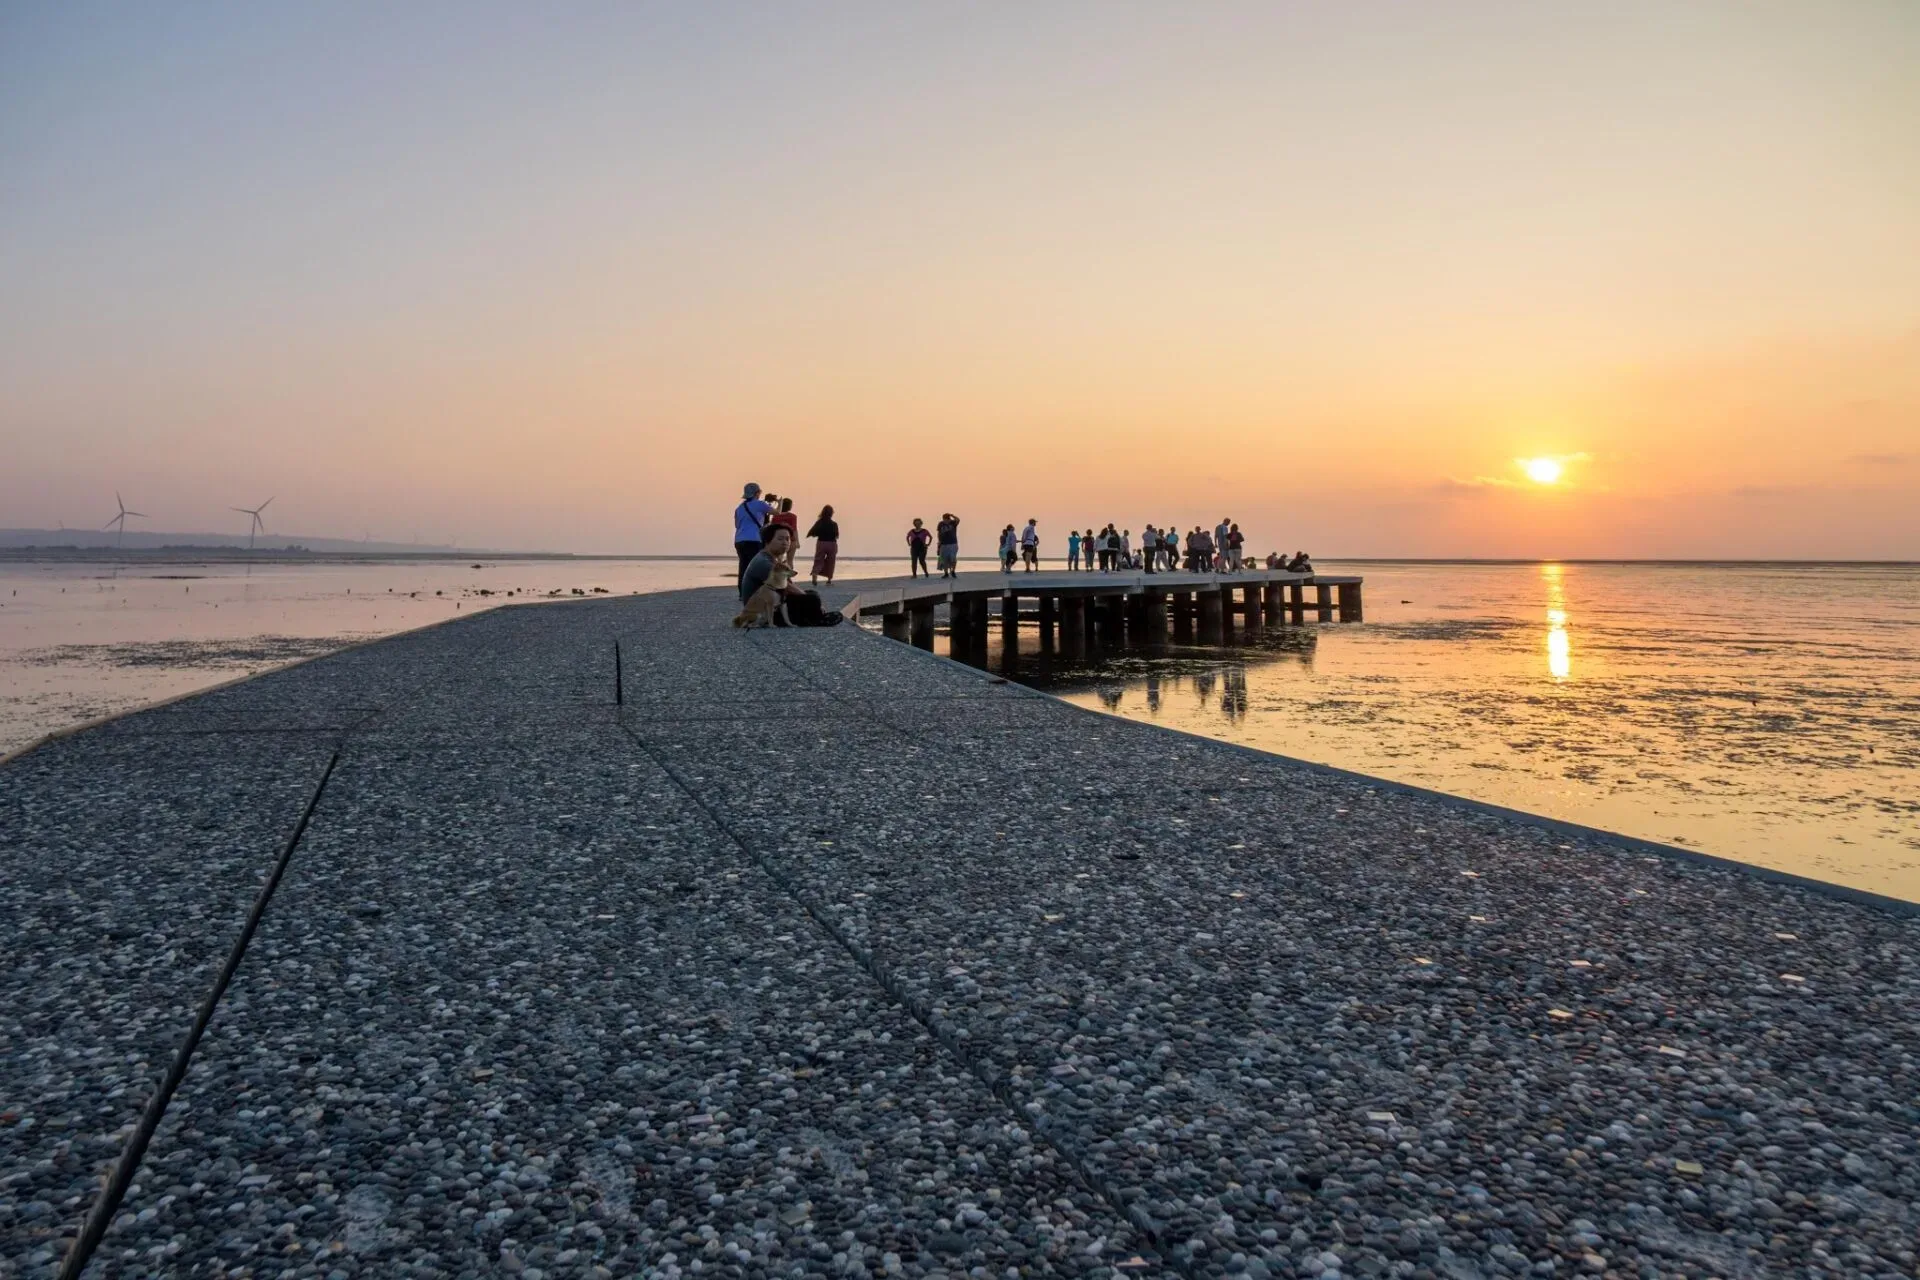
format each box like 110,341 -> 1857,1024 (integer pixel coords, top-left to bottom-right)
733,483 -> 772,578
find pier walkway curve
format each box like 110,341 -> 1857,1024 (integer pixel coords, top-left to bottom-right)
3,586 -> 1916,1279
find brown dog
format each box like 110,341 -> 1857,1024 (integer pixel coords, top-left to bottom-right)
732,562 -> 796,628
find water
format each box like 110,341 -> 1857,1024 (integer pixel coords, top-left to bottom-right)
971,562 -> 1920,903
0,557 -> 900,756
7,557 -> 1916,902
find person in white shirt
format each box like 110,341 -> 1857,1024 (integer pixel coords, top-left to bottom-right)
1020,519 -> 1040,571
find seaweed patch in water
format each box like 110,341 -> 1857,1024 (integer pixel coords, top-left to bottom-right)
15,635 -> 368,670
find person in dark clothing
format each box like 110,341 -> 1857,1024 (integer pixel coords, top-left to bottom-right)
732,483 -> 771,576
807,505 -> 840,587
935,513 -> 960,578
907,519 -> 933,577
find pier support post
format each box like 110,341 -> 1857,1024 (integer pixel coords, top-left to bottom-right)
1172,591 -> 1193,641
1099,594 -> 1127,645
970,595 -> 991,650
1315,582 -> 1333,622
1082,595 -> 1100,649
909,603 -> 936,650
1000,592 -> 1020,648
1243,583 -> 1264,628
1198,588 -> 1225,643
1060,596 -> 1084,655
1287,582 -> 1306,624
1263,580 -> 1283,618
1126,592 -> 1148,636
1038,594 -> 1057,650
950,597 -> 973,653
1338,582 -> 1363,623
1145,591 -> 1168,639
881,609 -> 910,643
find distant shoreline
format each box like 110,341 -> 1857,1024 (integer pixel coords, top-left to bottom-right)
2,549 -> 1915,569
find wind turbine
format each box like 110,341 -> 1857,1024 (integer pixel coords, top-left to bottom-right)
232,497 -> 274,551
104,493 -> 146,550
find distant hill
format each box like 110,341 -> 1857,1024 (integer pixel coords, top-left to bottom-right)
0,528 -> 488,554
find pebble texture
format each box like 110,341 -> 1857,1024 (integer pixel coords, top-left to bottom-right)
2,587 -> 1915,1279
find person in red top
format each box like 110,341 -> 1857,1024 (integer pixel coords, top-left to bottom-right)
906,518 -> 933,577
768,497 -> 800,566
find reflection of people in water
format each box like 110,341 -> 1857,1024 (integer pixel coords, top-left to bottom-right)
1221,666 -> 1250,721
1145,675 -> 1162,714
1099,685 -> 1125,710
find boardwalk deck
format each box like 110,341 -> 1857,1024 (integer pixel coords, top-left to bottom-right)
3,587 -> 1916,1278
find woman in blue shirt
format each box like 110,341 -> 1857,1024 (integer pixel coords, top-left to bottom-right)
732,483 -> 772,577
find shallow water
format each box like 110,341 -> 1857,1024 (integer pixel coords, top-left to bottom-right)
982,562 -> 1920,902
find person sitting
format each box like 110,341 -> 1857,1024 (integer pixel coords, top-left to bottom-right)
1285,550 -> 1313,573
738,526 -> 796,626
738,525 -> 842,627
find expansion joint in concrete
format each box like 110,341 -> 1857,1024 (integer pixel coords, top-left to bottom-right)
612,716 -> 1197,1278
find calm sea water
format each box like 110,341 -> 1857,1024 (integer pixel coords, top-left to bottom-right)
5,558 -> 1916,902
993,562 -> 1920,903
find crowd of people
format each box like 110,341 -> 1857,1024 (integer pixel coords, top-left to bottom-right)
733,484 -> 1314,625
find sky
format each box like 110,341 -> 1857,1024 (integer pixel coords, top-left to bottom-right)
3,1 -> 1917,558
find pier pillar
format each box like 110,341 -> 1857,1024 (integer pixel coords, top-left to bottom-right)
1198,588 -> 1225,643
909,603 -> 936,650
1082,595 -> 1100,649
1038,594 -> 1057,650
1060,596 -> 1085,655
1315,582 -> 1333,622
970,595 -> 991,649
1263,579 -> 1283,618
1099,595 -> 1128,646
1126,592 -> 1149,636
1243,583 -> 1264,628
1000,592 -> 1020,648
881,609 -> 910,643
1145,591 -> 1168,639
1287,582 -> 1306,624
1337,582 -> 1363,623
1172,591 -> 1193,641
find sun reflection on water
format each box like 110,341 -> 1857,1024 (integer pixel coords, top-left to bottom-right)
1543,564 -> 1572,681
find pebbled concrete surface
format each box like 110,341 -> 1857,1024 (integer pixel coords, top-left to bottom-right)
2,587 -> 1915,1279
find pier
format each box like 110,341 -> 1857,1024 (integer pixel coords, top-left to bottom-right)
3,585 -> 1916,1279
848,568 -> 1364,656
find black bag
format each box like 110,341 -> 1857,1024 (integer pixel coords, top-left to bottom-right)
782,589 -> 842,628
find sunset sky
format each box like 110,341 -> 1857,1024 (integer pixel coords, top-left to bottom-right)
4,2 -> 1917,558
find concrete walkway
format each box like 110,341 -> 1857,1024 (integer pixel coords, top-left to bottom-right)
2,587 -> 1915,1279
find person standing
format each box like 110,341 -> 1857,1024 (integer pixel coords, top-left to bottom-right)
1140,525 -> 1158,574
806,505 -> 839,587
907,518 -> 933,577
1067,528 -> 1082,571
1226,522 -> 1244,573
1120,528 -> 1133,569
936,512 -> 960,578
1020,518 -> 1040,571
1084,530 -> 1097,571
733,483 -> 772,577
772,498 -> 801,548
999,524 -> 1018,571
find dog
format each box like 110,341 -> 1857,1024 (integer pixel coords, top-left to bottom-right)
732,561 -> 796,628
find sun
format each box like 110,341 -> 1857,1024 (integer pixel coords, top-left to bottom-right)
1521,457 -> 1563,485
